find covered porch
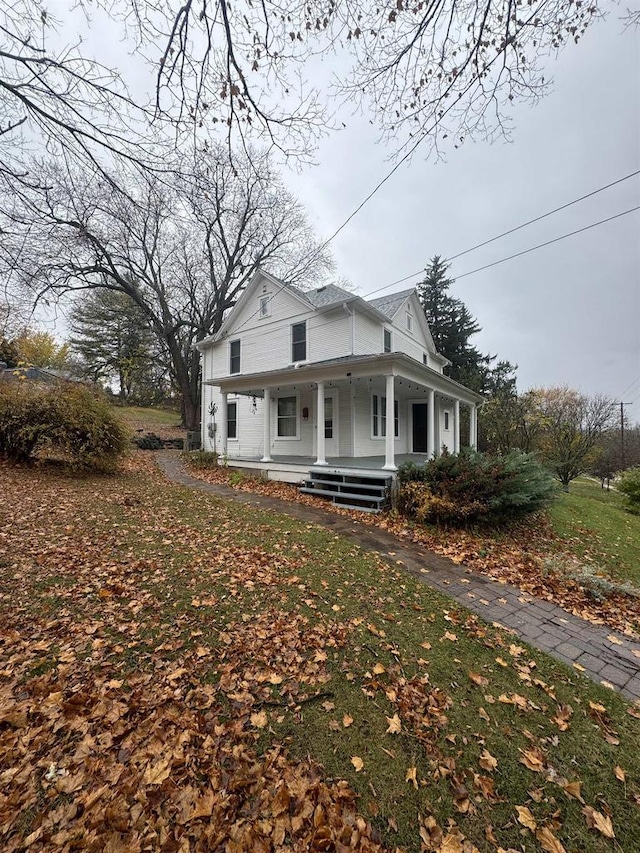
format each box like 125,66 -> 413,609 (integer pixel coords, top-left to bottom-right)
206,353 -> 483,481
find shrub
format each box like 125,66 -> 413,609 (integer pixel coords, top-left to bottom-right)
0,381 -> 129,471
396,449 -> 556,526
618,466 -> 640,510
185,450 -> 219,468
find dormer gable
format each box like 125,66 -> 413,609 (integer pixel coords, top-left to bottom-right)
367,289 -> 438,355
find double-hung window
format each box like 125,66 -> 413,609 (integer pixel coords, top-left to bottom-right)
259,295 -> 270,318
291,322 -> 307,362
227,401 -> 238,439
277,396 -> 298,437
372,395 -> 399,438
383,328 -> 392,353
229,339 -> 241,374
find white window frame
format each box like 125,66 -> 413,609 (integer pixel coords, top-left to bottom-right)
383,328 -> 392,353
258,294 -> 271,318
227,399 -> 238,441
291,321 -> 307,364
276,392 -> 300,440
406,312 -> 413,332
229,339 -> 241,375
423,353 -> 428,365
443,410 -> 450,431
371,394 -> 399,440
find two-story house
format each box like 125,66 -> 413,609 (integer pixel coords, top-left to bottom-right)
196,269 -> 483,488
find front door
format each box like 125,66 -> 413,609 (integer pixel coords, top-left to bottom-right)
412,403 -> 428,453
322,391 -> 339,458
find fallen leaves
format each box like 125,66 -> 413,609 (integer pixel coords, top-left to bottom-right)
351,756 -> 364,772
583,805 -> 615,838
479,749 -> 498,772
515,805 -> 537,831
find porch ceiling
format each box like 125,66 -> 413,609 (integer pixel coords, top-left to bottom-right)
206,353 -> 483,405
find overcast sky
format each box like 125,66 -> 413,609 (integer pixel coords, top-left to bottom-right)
287,13 -> 640,422
31,7 -> 640,422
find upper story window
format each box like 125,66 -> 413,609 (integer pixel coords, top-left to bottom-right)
406,312 -> 413,332
423,353 -> 428,365
229,339 -> 241,374
383,328 -> 392,353
291,321 -> 307,362
259,295 -> 271,318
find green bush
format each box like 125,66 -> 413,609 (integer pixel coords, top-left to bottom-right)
185,450 -> 219,468
0,381 -> 129,471
618,466 -> 640,510
397,449 -> 556,526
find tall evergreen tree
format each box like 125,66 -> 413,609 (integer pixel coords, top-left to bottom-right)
417,256 -> 516,395
69,289 -> 164,400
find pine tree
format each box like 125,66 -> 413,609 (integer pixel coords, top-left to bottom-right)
417,256 -> 516,394
69,289 -> 165,400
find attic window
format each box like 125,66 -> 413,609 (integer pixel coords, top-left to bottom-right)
259,295 -> 271,318
406,312 -> 413,332
423,353 -> 428,365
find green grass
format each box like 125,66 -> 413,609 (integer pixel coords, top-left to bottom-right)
2,461 -> 639,852
115,404 -> 182,427
548,476 -> 640,588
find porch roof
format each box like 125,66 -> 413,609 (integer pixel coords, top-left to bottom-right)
206,352 -> 484,405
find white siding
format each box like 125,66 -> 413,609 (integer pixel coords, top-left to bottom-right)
351,381 -> 410,457
353,313 -> 383,355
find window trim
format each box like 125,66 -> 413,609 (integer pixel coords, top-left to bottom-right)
422,353 -> 428,366
444,410 -> 450,431
383,328 -> 392,353
276,392 -> 300,440
227,399 -> 238,441
406,312 -> 413,332
371,394 -> 399,440
229,339 -> 241,375
291,321 -> 307,363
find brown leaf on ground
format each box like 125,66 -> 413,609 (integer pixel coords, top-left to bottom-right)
516,805 -> 537,831
535,826 -> 567,853
583,805 -> 615,838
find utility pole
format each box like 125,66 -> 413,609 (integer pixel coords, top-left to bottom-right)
619,401 -> 632,469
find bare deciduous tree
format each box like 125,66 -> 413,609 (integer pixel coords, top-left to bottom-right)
0,147 -> 333,428
2,0 -> 606,172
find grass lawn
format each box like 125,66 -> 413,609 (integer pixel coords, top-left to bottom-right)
116,404 -> 183,429
1,456 -> 639,852
548,476 -> 640,589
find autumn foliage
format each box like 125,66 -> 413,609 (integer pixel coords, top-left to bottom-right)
0,381 -> 128,470
397,449 -> 556,525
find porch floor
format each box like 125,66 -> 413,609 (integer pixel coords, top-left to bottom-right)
223,454 -> 434,484
226,453 -> 430,473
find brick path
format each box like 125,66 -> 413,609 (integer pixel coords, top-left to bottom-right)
156,453 -> 640,702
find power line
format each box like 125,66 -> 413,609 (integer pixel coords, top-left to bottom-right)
361,168 -> 640,300
454,206 -> 640,280
448,169 -> 640,262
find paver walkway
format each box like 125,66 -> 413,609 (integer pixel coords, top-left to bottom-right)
156,453 -> 640,702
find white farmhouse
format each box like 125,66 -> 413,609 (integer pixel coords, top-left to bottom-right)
196,270 -> 483,508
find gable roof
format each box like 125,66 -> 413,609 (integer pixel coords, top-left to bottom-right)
367,288 -> 415,319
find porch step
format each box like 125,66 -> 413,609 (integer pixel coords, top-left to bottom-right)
299,469 -> 392,512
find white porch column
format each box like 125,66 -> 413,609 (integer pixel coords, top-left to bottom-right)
427,388 -> 435,458
383,373 -> 397,471
261,387 -> 272,462
469,404 -> 478,450
454,399 -> 461,454
315,381 -> 328,466
219,391 -> 228,457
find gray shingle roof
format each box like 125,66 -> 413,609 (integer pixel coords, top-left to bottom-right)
366,287 -> 415,319
305,282 -> 356,308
